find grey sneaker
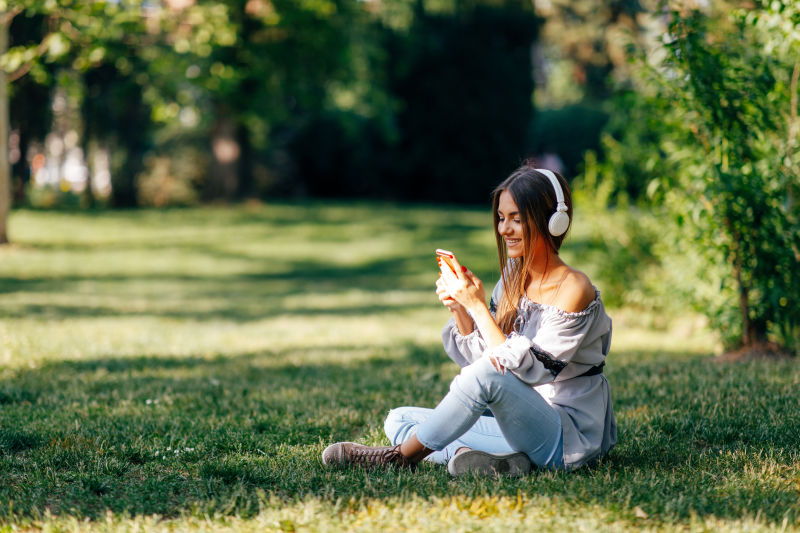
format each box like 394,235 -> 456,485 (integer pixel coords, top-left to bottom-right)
321,442 -> 416,471
447,449 -> 531,477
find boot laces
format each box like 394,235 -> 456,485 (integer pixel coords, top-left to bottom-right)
351,445 -> 396,464
348,444 -> 412,468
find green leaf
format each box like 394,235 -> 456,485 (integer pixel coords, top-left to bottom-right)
44,31 -> 70,60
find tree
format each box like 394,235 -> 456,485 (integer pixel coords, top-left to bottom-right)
533,0 -> 647,105
0,1 -> 146,237
193,0 -> 362,201
645,2 -> 799,356
0,8 -> 11,243
380,2 -> 540,203
0,0 -> 253,217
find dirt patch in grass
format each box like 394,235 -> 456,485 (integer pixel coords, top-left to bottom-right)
715,341 -> 796,362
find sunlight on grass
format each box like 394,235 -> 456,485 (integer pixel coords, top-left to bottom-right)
12,496 -> 796,532
1,203 -> 797,532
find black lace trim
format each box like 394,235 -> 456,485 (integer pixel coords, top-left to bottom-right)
489,297 -> 497,315
530,343 -> 567,377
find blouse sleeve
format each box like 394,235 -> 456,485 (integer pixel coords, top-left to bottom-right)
488,300 -> 612,386
441,319 -> 486,367
441,279 -> 504,368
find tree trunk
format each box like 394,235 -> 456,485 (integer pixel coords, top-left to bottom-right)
12,129 -> 30,204
0,15 -> 10,244
734,262 -> 752,346
726,215 -> 771,349
205,108 -> 239,202
81,133 -> 96,209
235,122 -> 253,200
725,215 -> 752,347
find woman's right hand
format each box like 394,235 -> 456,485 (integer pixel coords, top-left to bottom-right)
436,277 -> 461,311
437,276 -> 475,335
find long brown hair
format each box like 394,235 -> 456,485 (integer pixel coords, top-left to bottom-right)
492,164 -> 572,334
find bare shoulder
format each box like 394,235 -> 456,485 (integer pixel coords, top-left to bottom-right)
555,268 -> 596,313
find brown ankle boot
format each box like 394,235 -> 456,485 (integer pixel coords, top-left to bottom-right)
321,442 -> 416,471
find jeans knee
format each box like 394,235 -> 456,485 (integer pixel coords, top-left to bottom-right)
450,357 -> 505,403
383,406 -> 416,442
383,407 -> 401,433
460,356 -> 503,384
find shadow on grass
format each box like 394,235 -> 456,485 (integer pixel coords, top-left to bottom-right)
1,346 -> 799,524
11,202 -> 490,253
1,204 -> 500,328
0,254 -> 445,321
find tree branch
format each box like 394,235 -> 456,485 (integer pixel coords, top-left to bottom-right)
7,38 -> 49,82
1,6 -> 23,27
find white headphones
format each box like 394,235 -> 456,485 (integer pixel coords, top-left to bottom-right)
535,168 -> 570,237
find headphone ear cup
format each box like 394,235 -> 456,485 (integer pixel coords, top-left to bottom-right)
548,211 -> 570,236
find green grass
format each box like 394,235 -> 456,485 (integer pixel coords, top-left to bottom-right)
0,202 -> 797,532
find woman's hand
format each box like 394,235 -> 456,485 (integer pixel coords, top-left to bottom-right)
436,268 -> 474,335
439,256 -> 486,313
488,355 -> 506,374
435,277 -> 463,312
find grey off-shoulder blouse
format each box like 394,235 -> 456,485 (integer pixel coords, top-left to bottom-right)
442,278 -> 617,470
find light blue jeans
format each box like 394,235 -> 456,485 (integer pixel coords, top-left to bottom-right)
384,356 -> 564,469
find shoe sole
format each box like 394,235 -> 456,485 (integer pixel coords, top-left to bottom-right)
447,450 -> 531,477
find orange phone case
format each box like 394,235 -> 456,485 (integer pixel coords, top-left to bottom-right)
436,249 -> 458,275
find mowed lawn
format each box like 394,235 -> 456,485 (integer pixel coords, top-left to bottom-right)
0,202 -> 798,532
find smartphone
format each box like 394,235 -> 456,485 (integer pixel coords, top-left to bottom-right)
436,249 -> 458,276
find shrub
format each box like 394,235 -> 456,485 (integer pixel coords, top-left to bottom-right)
137,146 -> 209,207
626,4 -> 800,355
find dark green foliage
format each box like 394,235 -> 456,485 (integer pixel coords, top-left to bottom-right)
288,111 -> 393,199
194,0 -> 366,201
383,5 -> 539,203
82,62 -> 152,208
8,2 -> 542,206
290,4 -> 540,203
581,90 -> 673,206
529,103 -> 610,180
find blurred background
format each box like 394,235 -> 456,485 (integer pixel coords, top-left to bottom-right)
1,0 -> 798,355
2,0 -> 659,208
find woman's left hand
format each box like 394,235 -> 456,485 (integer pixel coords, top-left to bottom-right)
440,256 -> 486,312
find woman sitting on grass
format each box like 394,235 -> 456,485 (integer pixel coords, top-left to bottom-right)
322,163 -> 617,476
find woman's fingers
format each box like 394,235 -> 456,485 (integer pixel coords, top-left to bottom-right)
448,258 -> 481,292
436,278 -> 457,304
488,356 -> 505,374
440,270 -> 461,297
436,278 -> 452,295
448,255 -> 464,279
461,267 -> 482,288
437,288 -> 455,301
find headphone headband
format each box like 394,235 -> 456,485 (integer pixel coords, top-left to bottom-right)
535,168 -> 566,208
535,168 -> 570,237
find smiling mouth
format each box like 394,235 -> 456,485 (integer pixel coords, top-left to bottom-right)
505,239 -> 521,246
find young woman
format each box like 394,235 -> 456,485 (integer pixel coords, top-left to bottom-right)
322,164 -> 617,475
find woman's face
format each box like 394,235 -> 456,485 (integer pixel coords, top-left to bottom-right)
497,190 -> 525,258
